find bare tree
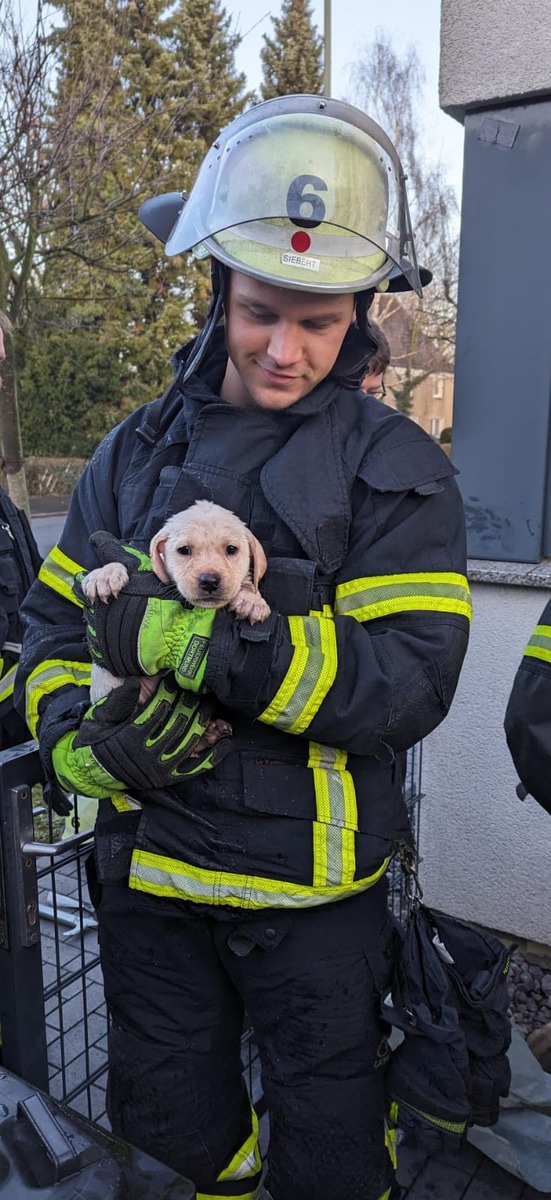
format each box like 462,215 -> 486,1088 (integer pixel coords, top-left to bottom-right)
0,0 -> 53,508
349,30 -> 459,400
0,0 -> 217,496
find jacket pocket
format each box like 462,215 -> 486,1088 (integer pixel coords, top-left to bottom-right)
0,523 -> 20,612
260,557 -> 318,616
241,749 -> 316,821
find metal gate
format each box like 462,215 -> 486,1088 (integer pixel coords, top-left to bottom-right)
0,740 -> 423,1125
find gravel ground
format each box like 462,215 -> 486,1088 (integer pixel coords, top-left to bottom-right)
507,947 -> 551,1035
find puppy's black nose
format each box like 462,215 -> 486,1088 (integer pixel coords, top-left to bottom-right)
198,573 -> 221,595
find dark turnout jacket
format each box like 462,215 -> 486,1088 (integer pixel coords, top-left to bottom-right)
0,485 -> 41,748
505,598 -> 551,817
17,336 -> 471,909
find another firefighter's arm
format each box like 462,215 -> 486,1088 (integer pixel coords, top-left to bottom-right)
206,472 -> 471,757
504,600 -> 551,817
15,449 -> 123,768
0,601 -> 13,718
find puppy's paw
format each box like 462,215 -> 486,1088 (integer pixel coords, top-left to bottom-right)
81,562 -> 130,602
229,589 -> 271,624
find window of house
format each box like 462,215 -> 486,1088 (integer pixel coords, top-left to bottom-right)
433,375 -> 444,399
430,417 -> 443,438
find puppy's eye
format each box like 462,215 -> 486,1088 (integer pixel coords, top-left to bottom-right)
225,544 -> 239,556
177,545 -> 192,556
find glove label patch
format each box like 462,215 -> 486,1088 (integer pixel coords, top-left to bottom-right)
178,634 -> 209,680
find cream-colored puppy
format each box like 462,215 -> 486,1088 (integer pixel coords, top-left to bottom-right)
82,501 -> 271,711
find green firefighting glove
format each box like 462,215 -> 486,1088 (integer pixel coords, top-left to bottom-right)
51,675 -> 231,799
73,532 -> 216,693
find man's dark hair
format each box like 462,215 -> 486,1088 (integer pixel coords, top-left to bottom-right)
365,321 -> 391,375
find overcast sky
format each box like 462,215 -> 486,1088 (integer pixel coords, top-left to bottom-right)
20,0 -> 464,200
229,0 -> 465,200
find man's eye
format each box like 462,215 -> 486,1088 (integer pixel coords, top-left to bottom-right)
226,545 -> 239,556
177,546 -> 192,556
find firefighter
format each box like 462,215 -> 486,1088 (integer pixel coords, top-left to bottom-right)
17,96 -> 471,1200
504,599 -> 551,817
0,318 -> 41,750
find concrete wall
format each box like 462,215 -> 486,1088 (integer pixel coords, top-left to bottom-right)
440,0 -> 551,120
420,576 -> 551,946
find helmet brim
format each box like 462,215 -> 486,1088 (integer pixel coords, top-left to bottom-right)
386,263 -> 433,291
138,194 -> 432,294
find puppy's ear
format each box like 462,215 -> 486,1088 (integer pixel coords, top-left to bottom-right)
245,530 -> 268,590
149,530 -> 171,583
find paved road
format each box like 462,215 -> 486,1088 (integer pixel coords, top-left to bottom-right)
32,513 -> 66,559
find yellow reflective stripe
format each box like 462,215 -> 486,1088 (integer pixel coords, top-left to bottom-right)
525,624 -> 551,663
111,793 -> 143,813
525,645 -> 551,664
405,1103 -> 467,1134
0,663 -> 17,704
218,1107 -> 261,1183
335,571 -> 472,622
38,544 -> 84,607
26,659 -> 92,737
129,849 -> 390,909
385,1119 -> 398,1171
309,742 -> 358,888
259,613 -> 337,734
196,1193 -> 258,1200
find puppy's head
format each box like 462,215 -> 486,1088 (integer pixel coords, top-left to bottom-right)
149,500 -> 267,608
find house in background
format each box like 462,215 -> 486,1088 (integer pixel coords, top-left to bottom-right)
373,295 -> 455,440
385,366 -> 454,440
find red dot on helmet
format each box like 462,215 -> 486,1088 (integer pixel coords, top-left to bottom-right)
290,231 -> 311,253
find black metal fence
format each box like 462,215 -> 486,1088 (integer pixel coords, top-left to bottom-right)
0,740 -> 423,1124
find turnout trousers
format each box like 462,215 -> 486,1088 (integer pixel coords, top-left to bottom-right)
97,879 -> 399,1200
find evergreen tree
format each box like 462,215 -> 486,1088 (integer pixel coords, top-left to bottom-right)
171,0 -> 252,153
18,321 -> 129,457
260,0 -> 324,100
18,0 -> 250,452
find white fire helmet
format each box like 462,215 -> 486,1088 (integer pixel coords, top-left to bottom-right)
139,95 -> 427,296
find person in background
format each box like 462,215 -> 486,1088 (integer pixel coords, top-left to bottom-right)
0,315 -> 42,749
17,96 -> 471,1200
361,320 -> 391,400
504,600 -> 551,817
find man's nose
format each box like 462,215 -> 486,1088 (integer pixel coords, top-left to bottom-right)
266,322 -> 302,366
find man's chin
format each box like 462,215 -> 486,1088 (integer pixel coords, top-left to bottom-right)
248,381 -> 308,410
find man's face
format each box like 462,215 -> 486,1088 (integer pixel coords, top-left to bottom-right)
222,272 -> 355,410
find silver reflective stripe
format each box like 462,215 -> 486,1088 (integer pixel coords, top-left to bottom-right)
309,743 -> 358,887
129,849 -> 390,909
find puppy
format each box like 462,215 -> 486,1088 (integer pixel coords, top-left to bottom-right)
81,502 -> 271,753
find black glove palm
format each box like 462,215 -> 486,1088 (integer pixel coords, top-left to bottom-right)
52,676 -> 231,799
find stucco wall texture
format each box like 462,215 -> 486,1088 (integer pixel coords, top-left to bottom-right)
420,581 -> 551,946
440,0 -> 551,117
